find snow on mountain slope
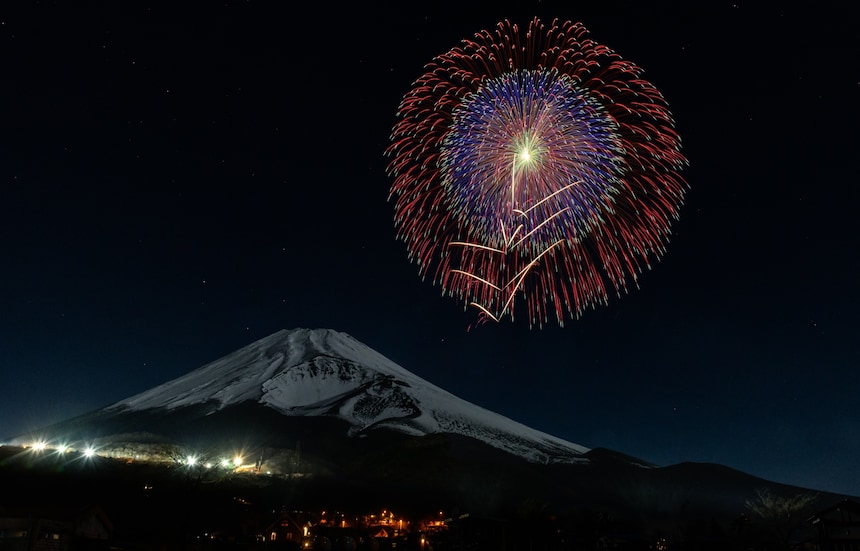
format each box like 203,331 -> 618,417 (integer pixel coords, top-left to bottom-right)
107,328 -> 590,464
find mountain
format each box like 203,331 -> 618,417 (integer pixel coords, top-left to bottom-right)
96,327 -> 592,464
6,328 -> 849,528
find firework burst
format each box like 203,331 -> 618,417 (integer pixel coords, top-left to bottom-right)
386,18 -> 688,328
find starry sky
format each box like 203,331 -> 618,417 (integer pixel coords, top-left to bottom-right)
2,2 -> 858,497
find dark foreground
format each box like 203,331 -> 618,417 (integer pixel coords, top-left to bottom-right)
1,444 -> 854,551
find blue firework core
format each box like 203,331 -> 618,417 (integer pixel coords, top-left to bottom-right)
440,69 -> 625,251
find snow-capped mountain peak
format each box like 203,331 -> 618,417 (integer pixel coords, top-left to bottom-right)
107,328 -> 590,464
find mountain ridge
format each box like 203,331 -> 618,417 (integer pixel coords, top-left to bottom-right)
6,327 -> 853,527
19,328 -> 592,465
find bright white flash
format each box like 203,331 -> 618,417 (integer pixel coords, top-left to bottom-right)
519,148 -> 532,162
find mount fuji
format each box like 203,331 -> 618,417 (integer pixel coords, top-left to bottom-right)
10,328 -> 847,521
12,328 -> 599,468
98,327 -> 590,464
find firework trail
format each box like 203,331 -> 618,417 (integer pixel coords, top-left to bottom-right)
386,18 -> 688,328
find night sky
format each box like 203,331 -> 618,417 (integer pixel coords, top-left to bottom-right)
2,2 -> 858,497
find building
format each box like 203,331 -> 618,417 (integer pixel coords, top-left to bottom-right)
808,498 -> 860,551
0,504 -> 112,551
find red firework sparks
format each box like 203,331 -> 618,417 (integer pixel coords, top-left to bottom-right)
386,18 -> 688,328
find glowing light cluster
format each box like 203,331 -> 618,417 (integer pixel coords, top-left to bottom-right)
25,439 -> 74,457
181,452 -> 244,470
387,18 -> 688,327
